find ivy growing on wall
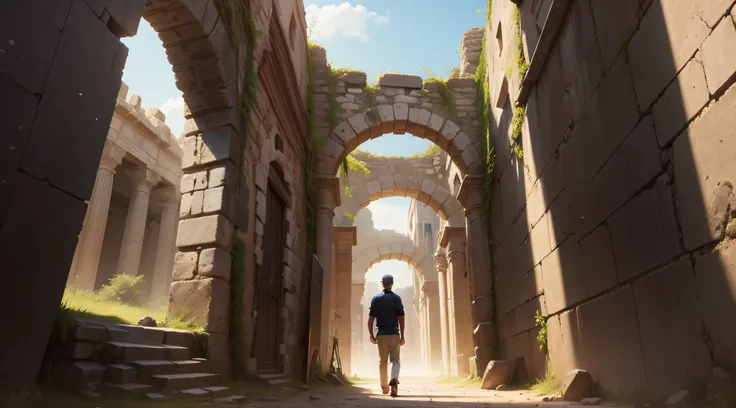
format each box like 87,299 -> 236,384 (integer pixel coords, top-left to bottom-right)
510,4 -> 527,160
476,0 -> 495,225
534,310 -> 548,354
420,66 -> 459,119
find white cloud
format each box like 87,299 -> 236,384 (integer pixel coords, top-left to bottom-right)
366,199 -> 408,235
306,2 -> 389,41
159,95 -> 185,138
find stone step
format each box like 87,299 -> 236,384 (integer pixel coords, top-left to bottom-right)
130,359 -> 207,380
173,386 -> 234,399
116,324 -> 165,345
99,382 -> 153,398
258,372 -> 290,386
60,361 -> 106,387
150,372 -> 221,391
104,364 -> 137,384
102,342 -> 189,363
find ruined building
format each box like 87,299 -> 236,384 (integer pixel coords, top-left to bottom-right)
2,0 -> 736,403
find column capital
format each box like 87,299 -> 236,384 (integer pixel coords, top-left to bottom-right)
439,225 -> 466,249
457,174 -> 484,210
333,226 -> 357,245
434,251 -> 448,272
314,173 -> 341,209
127,167 -> 162,194
100,141 -> 126,172
154,185 -> 181,209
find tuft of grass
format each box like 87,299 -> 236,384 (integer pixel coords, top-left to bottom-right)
530,364 -> 562,396
62,289 -> 165,325
97,274 -> 145,305
512,5 -> 529,80
344,212 -> 356,222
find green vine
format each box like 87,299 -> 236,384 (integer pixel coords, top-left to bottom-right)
337,155 -> 371,177
510,4 -> 527,160
230,237 -> 247,378
363,82 -> 380,123
476,0 -> 495,226
534,310 -> 548,355
420,66 -> 458,118
344,212 -> 356,222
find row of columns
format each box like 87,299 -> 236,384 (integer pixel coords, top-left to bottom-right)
67,141 -> 180,303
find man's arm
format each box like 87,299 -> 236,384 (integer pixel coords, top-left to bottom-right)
398,315 -> 405,343
396,296 -> 406,345
367,316 -> 376,343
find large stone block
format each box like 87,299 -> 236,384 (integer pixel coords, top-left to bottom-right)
577,286 -> 648,397
548,309 -> 586,382
176,214 -> 233,248
541,240 -> 585,315
558,0 -> 597,85
609,175 -> 680,281
590,0 -> 640,71
0,172 -> 87,393
674,82 -> 736,250
378,73 -> 423,89
20,1 -> 128,200
561,369 -> 596,401
695,244 -> 736,372
653,57 -> 709,146
628,0 -> 710,109
172,251 -> 198,281
700,17 -> 736,94
198,247 -> 231,281
633,258 -> 711,401
579,225 -> 617,297
480,360 -> 512,390
168,278 -> 229,335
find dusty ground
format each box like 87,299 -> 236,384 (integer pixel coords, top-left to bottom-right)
261,377 -> 605,408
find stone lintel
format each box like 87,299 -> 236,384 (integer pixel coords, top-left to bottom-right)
332,225 -> 357,245
457,174 -> 484,208
314,173 -> 342,208
439,225 -> 466,248
378,73 -> 423,89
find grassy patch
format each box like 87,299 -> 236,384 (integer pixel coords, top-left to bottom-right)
510,105 -> 526,160
62,290 -> 165,326
530,365 -> 562,396
420,66 -> 458,118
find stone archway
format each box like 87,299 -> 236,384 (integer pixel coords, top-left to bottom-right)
0,0 -> 249,391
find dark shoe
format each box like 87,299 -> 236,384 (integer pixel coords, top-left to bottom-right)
389,379 -> 399,397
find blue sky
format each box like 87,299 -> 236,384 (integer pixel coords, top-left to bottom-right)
120,2 -> 484,288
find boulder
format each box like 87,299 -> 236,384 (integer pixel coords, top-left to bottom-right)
137,316 -> 157,327
480,360 -> 512,390
561,369 -> 596,401
665,390 -> 691,408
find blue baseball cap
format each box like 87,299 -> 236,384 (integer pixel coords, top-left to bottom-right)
381,274 -> 394,284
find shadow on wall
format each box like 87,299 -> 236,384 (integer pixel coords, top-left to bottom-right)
490,0 -> 736,402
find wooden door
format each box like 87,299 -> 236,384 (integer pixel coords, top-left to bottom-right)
255,182 -> 286,373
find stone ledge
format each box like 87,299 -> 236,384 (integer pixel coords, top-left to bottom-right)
379,73 -> 423,89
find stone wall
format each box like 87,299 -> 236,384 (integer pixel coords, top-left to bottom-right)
486,0 -> 736,400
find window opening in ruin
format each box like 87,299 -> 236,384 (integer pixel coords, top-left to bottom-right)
289,14 -> 297,50
496,23 -> 503,57
497,76 -> 509,109
275,133 -> 283,152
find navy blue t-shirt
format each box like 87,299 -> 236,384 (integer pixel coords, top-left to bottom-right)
369,290 -> 405,336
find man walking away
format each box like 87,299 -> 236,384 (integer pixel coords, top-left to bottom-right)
367,274 -> 405,397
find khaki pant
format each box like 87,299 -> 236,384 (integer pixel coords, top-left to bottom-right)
377,334 -> 401,388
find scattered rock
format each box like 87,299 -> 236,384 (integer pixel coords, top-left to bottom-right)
481,360 -> 512,390
543,397 -> 550,402
137,316 -> 157,327
309,395 -> 321,401
581,397 -> 602,405
145,393 -> 168,400
726,219 -> 736,238
299,384 -> 309,391
213,395 -> 249,404
561,369 -> 596,401
665,390 -> 691,408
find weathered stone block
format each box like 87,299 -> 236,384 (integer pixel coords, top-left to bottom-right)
590,0 -> 639,71
633,258 -> 711,400
168,278 -> 229,335
653,57 -> 709,146
577,287 -> 647,396
561,369 -> 596,401
608,175 -> 680,281
480,360 -> 512,390
701,18 -> 736,94
198,247 -> 231,281
579,225 -> 617,297
342,71 -> 367,86
176,214 -> 233,248
378,73 -> 423,89
675,82 -> 736,250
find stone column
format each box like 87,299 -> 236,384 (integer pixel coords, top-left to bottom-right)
69,140 -> 125,290
149,186 -> 181,305
458,175 -> 497,374
115,167 -> 161,276
351,282 -> 364,373
435,251 -> 451,375
441,226 -> 474,377
68,141 -> 126,290
424,280 -> 443,374
333,226 -> 356,376
313,174 -> 341,373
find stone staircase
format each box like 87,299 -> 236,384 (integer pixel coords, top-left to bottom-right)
55,319 -> 246,402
